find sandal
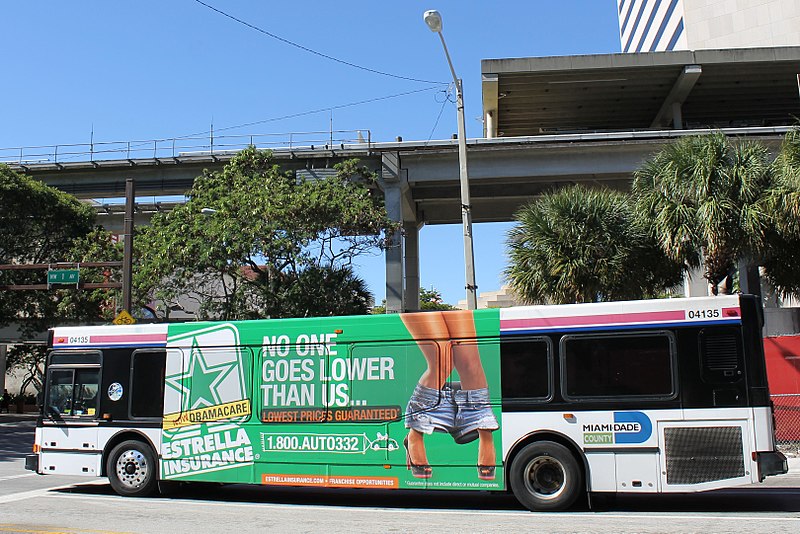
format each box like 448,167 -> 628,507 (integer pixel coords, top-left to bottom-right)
477,465 -> 495,480
404,436 -> 432,479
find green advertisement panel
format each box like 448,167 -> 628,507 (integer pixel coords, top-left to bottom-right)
159,310 -> 503,491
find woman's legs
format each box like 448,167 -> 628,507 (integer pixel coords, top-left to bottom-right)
401,312 -> 452,389
400,312 -> 453,468
443,312 -> 498,472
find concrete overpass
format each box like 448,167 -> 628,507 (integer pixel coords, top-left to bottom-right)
6,126 -> 790,313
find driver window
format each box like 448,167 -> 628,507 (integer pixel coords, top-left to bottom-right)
46,367 -> 100,417
47,369 -> 74,415
73,369 -> 99,416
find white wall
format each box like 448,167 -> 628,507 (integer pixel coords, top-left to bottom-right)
683,0 -> 800,49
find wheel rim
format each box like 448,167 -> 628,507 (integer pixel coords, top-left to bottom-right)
523,455 -> 566,500
115,449 -> 149,489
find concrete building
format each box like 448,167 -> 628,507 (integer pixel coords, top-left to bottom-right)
618,0 -> 800,52
457,285 -> 522,310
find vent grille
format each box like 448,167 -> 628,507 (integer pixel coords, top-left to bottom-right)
664,426 -> 745,485
702,334 -> 739,371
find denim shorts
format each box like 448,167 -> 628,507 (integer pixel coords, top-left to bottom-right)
405,383 -> 498,441
453,386 -> 499,441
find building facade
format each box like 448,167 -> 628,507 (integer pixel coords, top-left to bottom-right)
618,0 -> 800,52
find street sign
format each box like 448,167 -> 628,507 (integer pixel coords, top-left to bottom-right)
47,268 -> 80,287
113,310 -> 136,325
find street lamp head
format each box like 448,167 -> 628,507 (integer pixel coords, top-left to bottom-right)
423,10 -> 442,33
200,208 -> 218,216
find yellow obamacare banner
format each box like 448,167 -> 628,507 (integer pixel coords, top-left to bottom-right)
163,399 -> 251,430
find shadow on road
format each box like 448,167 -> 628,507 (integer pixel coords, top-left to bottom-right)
607,486 -> 800,513
52,479 -> 800,513
0,421 -> 36,462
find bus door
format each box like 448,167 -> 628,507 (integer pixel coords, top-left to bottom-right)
257,338 -> 331,482
342,341 -> 423,487
161,341 -> 254,484
40,351 -> 102,476
442,340 -> 502,483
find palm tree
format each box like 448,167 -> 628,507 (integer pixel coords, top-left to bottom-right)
762,127 -> 800,297
632,133 -> 773,295
505,185 -> 683,304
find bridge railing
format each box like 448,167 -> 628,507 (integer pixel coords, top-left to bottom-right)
0,130 -> 372,165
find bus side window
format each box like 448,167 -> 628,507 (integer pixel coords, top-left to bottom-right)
130,350 -> 167,418
500,338 -> 552,401
562,332 -> 675,399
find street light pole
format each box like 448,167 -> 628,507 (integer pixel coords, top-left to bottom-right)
423,9 -> 477,310
122,177 -> 135,313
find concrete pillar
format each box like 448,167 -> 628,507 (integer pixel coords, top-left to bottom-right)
403,223 -> 420,312
381,151 -> 420,313
382,153 -> 404,314
485,111 -> 496,139
683,264 -> 710,297
384,188 -> 404,314
672,102 -> 683,129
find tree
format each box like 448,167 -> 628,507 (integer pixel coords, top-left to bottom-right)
505,185 -> 683,304
134,147 -> 396,320
633,132 -> 800,296
371,286 -> 457,314
0,164 -> 122,395
418,287 -> 458,311
762,126 -> 800,297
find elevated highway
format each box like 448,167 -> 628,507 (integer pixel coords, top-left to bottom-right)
6,126 -> 789,312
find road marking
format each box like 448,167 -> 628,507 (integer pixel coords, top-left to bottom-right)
0,473 -> 36,482
0,480 -> 107,505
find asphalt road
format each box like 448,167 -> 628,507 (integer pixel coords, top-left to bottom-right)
1,416 -> 799,534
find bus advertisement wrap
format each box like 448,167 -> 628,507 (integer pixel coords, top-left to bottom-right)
36,295 -> 788,511
159,310 -> 504,490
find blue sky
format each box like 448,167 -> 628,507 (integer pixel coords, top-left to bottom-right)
1,1 -> 621,306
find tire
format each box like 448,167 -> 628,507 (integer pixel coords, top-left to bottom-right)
107,440 -> 157,497
509,441 -> 583,512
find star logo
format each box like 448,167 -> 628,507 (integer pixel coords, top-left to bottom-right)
165,338 -> 236,411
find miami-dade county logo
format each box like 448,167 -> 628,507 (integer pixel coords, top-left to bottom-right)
161,324 -> 254,479
582,411 -> 652,445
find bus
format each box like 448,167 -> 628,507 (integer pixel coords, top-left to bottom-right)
26,294 -> 788,511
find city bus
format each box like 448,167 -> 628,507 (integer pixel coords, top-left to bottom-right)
26,294 -> 788,511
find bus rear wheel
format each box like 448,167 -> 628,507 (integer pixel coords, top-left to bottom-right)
107,440 -> 157,497
510,441 -> 583,512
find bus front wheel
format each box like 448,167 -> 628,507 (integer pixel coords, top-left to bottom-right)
510,441 -> 583,512
107,440 -> 157,497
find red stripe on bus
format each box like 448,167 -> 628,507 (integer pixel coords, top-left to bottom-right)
500,310 -> 686,330
89,333 -> 167,344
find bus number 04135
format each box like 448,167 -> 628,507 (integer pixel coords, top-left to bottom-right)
688,309 -> 720,319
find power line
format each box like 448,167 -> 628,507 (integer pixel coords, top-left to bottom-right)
176,86 -> 442,139
427,86 -> 454,143
193,0 -> 446,85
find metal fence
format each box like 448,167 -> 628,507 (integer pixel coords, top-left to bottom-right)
772,393 -> 800,456
0,130 -> 372,165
